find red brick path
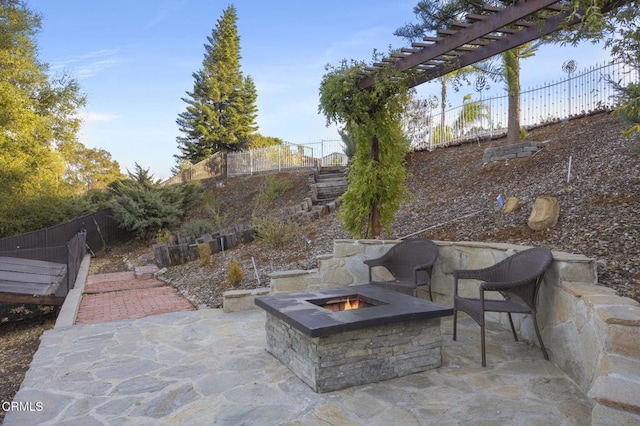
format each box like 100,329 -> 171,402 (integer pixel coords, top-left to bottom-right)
75,267 -> 194,325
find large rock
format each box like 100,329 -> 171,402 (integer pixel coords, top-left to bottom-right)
528,196 -> 560,230
502,197 -> 520,213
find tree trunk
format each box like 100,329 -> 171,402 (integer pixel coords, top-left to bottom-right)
504,49 -> 521,144
369,135 -> 381,238
440,80 -> 447,145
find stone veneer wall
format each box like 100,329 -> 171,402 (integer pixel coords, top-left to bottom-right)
262,239 -> 640,424
482,140 -> 550,164
264,312 -> 443,393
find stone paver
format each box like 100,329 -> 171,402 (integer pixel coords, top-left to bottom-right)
5,310 -> 593,425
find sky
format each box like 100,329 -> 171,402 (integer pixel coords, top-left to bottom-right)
27,0 -> 610,180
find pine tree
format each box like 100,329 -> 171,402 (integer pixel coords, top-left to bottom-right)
176,5 -> 258,165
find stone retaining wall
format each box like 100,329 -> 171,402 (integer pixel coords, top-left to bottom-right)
256,240 -> 640,423
483,140 -> 550,164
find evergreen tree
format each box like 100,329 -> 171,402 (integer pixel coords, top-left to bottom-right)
175,5 -> 258,165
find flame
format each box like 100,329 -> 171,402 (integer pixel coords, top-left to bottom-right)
344,297 -> 357,310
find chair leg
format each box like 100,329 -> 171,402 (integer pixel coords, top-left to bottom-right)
453,308 -> 458,341
480,322 -> 486,367
507,313 -> 518,342
428,285 -> 433,302
532,314 -> 550,360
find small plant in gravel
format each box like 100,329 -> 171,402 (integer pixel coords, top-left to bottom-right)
253,216 -> 298,249
155,229 -> 171,244
255,175 -> 294,205
225,260 -> 244,287
202,193 -> 228,229
197,243 -> 212,267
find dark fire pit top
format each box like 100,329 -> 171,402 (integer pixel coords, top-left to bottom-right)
255,284 -> 453,337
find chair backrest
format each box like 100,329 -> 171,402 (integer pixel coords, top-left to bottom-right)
382,239 -> 438,282
498,248 -> 553,283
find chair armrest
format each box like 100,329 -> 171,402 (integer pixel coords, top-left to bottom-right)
363,258 -> 386,268
453,265 -> 497,282
453,266 -> 496,296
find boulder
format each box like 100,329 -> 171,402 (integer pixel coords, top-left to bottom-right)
528,196 -> 560,230
502,197 -> 520,213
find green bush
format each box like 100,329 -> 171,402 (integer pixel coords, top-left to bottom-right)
614,81 -> 640,141
179,219 -> 214,239
253,216 -> 297,249
198,243 -> 212,267
109,166 -> 201,240
202,193 -> 227,228
255,175 -> 293,204
225,260 -> 244,287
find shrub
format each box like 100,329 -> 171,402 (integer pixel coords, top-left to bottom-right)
255,175 -> 294,204
198,243 -> 212,267
179,219 -> 214,239
155,229 -> 171,244
226,260 -> 244,287
253,216 -> 297,249
614,81 -> 640,141
108,165 -> 201,240
202,193 -> 227,228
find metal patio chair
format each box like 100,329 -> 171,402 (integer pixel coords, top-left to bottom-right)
452,247 -> 553,366
364,238 -> 439,300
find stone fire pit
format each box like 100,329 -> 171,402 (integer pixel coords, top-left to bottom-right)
255,284 -> 453,393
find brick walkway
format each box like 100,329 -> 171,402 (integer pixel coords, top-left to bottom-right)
75,266 -> 194,325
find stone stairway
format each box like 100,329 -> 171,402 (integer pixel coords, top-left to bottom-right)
308,166 -> 347,207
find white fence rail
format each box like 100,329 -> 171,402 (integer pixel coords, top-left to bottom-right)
226,143 -> 318,178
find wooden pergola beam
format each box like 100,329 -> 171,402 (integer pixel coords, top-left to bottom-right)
358,0 -> 562,89
408,7 -> 576,87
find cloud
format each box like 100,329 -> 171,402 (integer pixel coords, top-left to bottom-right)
146,0 -> 188,29
80,111 -> 120,123
49,49 -> 125,79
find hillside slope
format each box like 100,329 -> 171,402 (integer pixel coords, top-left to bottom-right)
94,112 -> 638,307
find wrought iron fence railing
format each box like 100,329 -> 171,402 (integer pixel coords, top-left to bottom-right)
414,60 -> 638,150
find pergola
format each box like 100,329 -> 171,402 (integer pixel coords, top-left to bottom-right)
357,0 -> 590,90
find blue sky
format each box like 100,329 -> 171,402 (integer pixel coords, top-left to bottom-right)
28,1 -> 608,180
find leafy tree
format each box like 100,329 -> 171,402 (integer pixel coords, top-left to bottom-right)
58,140 -> 124,193
109,164 -> 200,240
248,134 -> 285,150
0,0 -> 90,235
319,56 -> 412,238
395,0 -> 538,143
562,0 -> 640,140
175,5 -> 258,165
452,94 -> 491,137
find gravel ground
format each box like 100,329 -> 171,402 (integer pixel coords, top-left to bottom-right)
93,111 -> 640,308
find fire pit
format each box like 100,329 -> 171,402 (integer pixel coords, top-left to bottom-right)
255,284 -> 453,393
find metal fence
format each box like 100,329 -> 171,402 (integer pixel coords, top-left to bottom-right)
226,143 -> 319,177
0,231 -> 86,297
0,208 -> 132,297
414,60 -> 639,150
0,207 -> 131,254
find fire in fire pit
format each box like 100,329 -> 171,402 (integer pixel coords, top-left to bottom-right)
307,293 -> 383,312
